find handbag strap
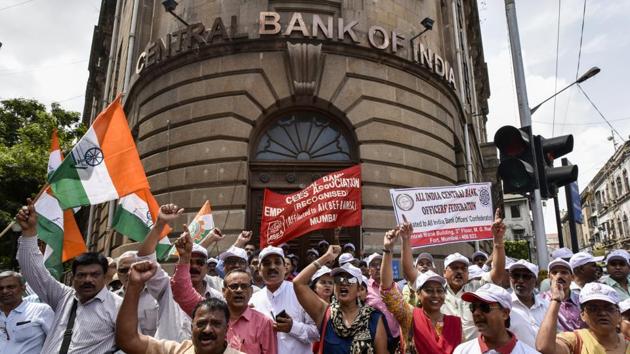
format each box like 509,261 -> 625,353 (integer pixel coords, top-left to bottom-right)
318,306 -> 331,354
59,298 -> 78,354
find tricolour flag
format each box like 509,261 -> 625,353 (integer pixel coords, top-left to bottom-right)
168,201 -> 214,257
112,189 -> 172,260
35,129 -> 87,279
48,95 -> 149,209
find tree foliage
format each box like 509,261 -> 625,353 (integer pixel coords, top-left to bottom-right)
504,240 -> 531,261
0,99 -> 85,267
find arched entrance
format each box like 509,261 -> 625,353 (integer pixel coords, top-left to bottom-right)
248,106 -> 360,267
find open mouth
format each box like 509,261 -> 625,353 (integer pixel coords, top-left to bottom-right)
339,287 -> 349,296
198,333 -> 217,346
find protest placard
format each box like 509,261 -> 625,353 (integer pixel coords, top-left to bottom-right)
390,183 -> 493,248
259,165 -> 362,248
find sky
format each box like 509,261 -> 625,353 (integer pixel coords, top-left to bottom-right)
1,0 -> 628,236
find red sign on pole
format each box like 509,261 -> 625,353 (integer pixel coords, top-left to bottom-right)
259,165 -> 362,248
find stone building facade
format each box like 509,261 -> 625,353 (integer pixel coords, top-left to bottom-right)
83,0 -> 495,264
578,140 -> 630,254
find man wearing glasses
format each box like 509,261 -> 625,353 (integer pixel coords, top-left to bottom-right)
454,283 -> 539,353
114,251 -> 159,336
507,260 -> 549,348
171,233 -> 277,353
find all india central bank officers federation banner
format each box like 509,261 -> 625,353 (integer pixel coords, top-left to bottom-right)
259,165 -> 362,248
390,183 -> 494,248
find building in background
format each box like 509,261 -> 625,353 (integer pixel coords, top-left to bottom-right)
502,193 -> 535,261
577,140 -> 630,254
546,232 -> 559,252
82,0 -> 496,263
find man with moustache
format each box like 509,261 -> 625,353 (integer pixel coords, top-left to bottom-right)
136,204 -> 223,341
249,246 -> 319,353
170,232 -> 277,353
454,283 -> 539,353
401,209 -> 507,341
600,249 -> 630,301
0,271 -> 53,354
507,260 -> 549,348
116,261 -> 244,354
540,258 -> 585,331
569,252 -> 599,293
15,199 -> 122,354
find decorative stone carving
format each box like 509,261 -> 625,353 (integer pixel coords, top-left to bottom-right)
286,42 -> 323,96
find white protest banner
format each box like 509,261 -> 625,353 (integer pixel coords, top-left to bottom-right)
390,183 -> 493,248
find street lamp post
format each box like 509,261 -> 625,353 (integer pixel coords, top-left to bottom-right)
530,67 -> 600,114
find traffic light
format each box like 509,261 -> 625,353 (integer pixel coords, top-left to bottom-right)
534,134 -> 578,199
493,125 -> 537,195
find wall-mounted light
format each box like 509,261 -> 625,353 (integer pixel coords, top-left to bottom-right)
410,17 -> 434,42
161,0 -> 189,26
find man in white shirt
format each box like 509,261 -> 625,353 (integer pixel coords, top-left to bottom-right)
249,246 -> 319,354
16,199 -> 122,354
507,260 -> 549,348
0,271 -> 54,354
454,283 -> 540,354
114,251 -> 160,336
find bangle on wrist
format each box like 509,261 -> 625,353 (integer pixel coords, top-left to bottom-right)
382,248 -> 392,253
552,298 -> 562,303
313,260 -> 322,270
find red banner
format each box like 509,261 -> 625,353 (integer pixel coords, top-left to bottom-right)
259,165 -> 362,248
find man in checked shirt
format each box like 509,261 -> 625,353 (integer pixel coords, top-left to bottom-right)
16,198 -> 122,354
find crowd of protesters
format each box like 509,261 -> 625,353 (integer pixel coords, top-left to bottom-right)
2,199 -> 630,353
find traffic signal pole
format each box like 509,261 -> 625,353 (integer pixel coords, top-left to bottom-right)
504,0 -> 549,268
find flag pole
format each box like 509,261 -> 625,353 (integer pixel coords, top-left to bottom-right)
0,183 -> 50,239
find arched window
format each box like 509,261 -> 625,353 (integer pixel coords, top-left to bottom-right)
623,215 -> 629,239
595,191 -> 602,210
624,170 -> 629,193
616,176 -> 623,197
254,111 -> 354,162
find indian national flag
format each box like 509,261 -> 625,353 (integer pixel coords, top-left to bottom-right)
35,129 -> 87,279
168,201 -> 214,257
112,189 -> 172,260
48,95 -> 149,209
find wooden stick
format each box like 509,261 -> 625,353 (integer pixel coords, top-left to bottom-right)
0,183 -> 50,239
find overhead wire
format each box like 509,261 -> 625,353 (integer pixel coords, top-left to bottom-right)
577,84 -> 626,143
551,0 -> 562,137
0,0 -> 35,12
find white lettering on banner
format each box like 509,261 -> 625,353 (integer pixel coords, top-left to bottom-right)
390,183 -> 493,248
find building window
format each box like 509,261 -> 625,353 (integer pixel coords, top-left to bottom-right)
618,218 -> 624,239
510,205 -> 521,219
623,215 -> 629,239
513,229 -> 525,240
595,191 -> 602,211
255,112 -> 353,161
623,170 -> 629,193
616,177 -> 623,197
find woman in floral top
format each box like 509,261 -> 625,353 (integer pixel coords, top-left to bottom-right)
380,223 -> 462,354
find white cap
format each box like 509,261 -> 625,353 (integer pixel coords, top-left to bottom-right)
306,248 -> 319,257
620,298 -> 630,314
472,251 -> 489,260
468,265 -> 485,279
416,252 -> 434,265
606,250 -> 630,265
339,253 -> 356,266
508,259 -> 539,278
311,266 -> 332,282
504,257 -> 515,270
360,275 -> 369,287
365,253 -> 383,266
579,283 -> 619,305
569,252 -> 595,270
551,247 -> 574,260
414,270 -> 446,291
259,246 -> 284,261
548,258 -> 572,274
343,243 -> 356,251
444,253 -> 470,269
331,263 -> 363,282
462,283 -> 512,310
218,246 -> 248,262
191,243 -> 208,258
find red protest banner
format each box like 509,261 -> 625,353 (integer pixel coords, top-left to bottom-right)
259,165 -> 362,248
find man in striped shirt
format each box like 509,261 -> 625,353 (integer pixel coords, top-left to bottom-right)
16,199 -> 122,354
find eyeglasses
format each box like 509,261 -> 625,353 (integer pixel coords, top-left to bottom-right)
224,258 -> 247,266
469,303 -> 501,314
334,276 -> 358,285
190,258 -> 207,267
510,272 -> 534,281
583,303 -> 618,314
227,283 -> 252,291
117,268 -> 130,274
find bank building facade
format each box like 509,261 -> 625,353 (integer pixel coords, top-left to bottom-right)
83,0 -> 498,267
